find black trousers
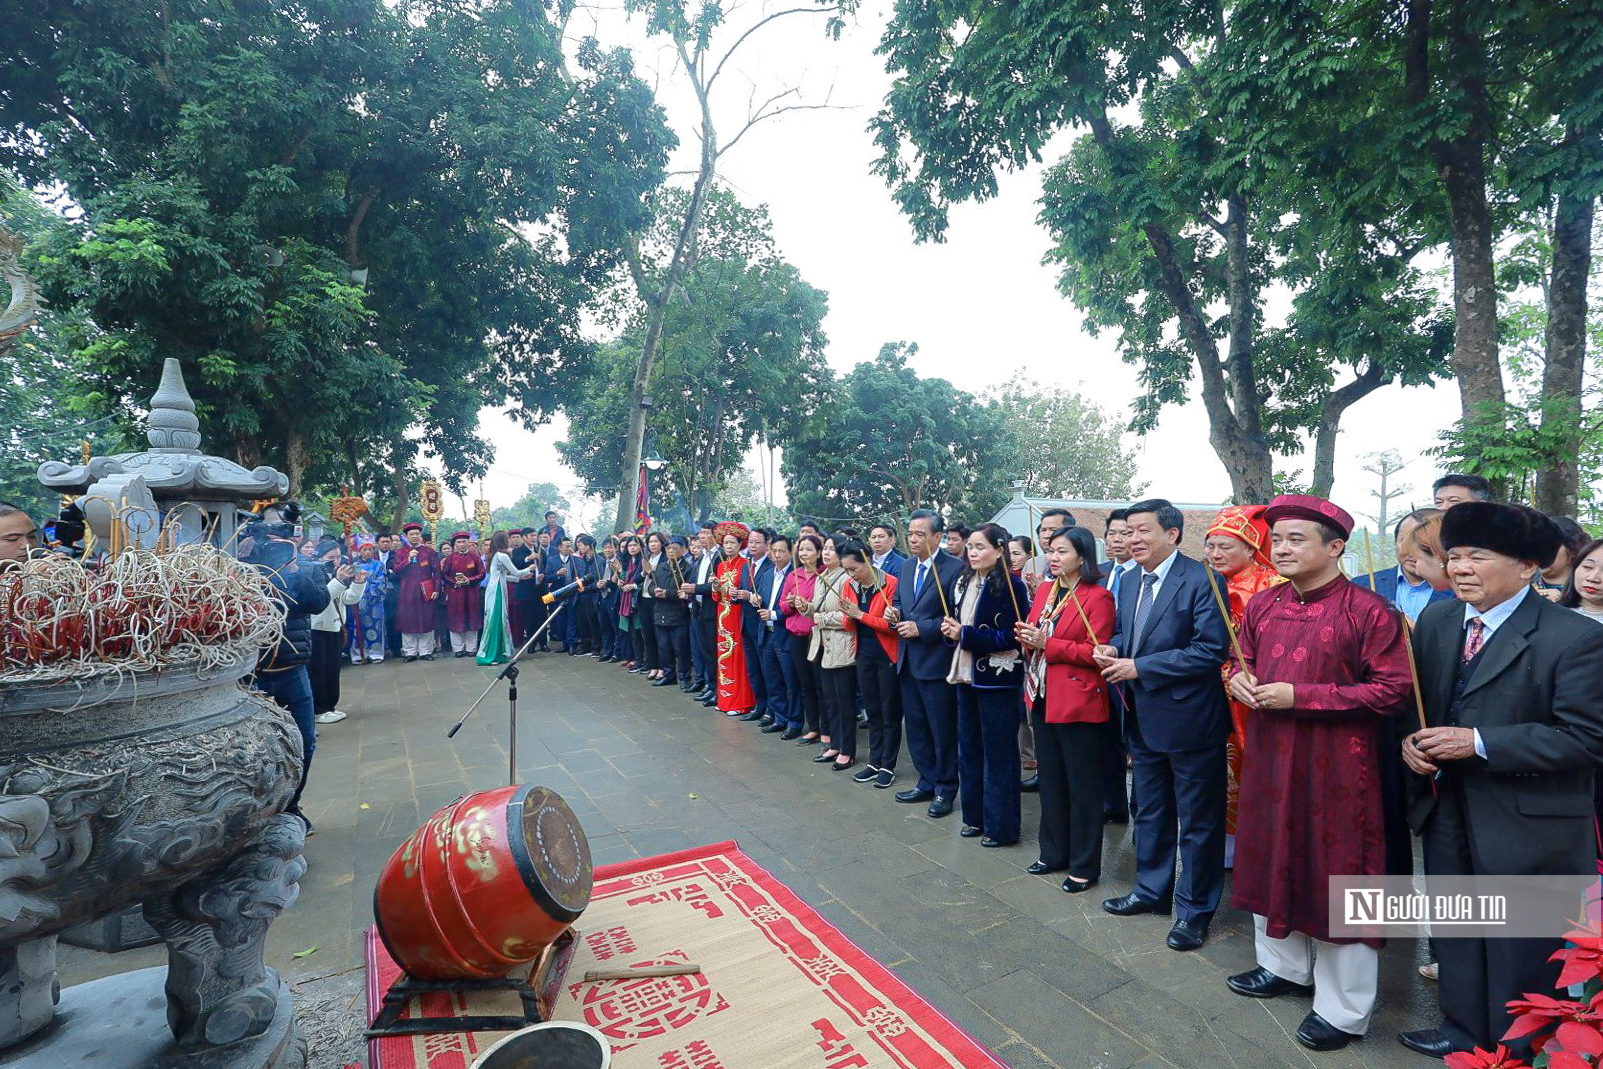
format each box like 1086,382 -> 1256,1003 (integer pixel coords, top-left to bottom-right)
309,630 -> 343,715
820,664 -> 858,757
1032,700 -> 1104,880
658,620 -> 691,681
626,614 -> 645,663
1100,697 -> 1131,820
575,592 -> 600,651
1425,784 -> 1566,1052
527,595 -> 549,648
856,651 -> 901,769
642,606 -> 662,670
789,632 -> 823,733
696,612 -> 718,685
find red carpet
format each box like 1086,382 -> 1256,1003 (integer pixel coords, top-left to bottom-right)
366,840 -> 1007,1069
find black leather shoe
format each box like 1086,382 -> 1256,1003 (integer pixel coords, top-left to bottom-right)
927,795 -> 954,818
811,751 -> 838,763
1226,967 -> 1314,1000
761,721 -> 786,734
1020,775 -> 1039,792
1027,861 -> 1064,876
831,758 -> 856,772
1165,918 -> 1209,951
1101,892 -> 1171,917
651,676 -> 675,687
739,709 -> 765,722
980,837 -> 1015,848
1397,1028 -> 1455,1059
895,788 -> 934,804
1297,1012 -> 1361,1052
796,734 -> 820,746
959,825 -> 982,838
701,696 -> 718,708
759,714 -> 775,727
1061,876 -> 1098,894
780,727 -> 803,741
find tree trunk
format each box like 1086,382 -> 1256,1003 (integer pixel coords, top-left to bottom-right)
387,448 -> 411,534
1406,0 -> 1506,449
613,49 -> 719,533
283,426 -> 309,500
1535,186 -> 1594,516
1309,361 -> 1389,499
1084,107 -> 1273,503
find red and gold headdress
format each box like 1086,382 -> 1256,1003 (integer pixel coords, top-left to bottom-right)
713,520 -> 750,547
1205,505 -> 1273,568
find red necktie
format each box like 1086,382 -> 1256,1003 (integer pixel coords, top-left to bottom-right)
1463,618 -> 1486,662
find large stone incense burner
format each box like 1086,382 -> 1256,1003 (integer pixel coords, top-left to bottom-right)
0,361 -> 306,1068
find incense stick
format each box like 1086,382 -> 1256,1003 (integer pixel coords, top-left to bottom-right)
1363,528 -> 1379,593
1203,562 -> 1250,673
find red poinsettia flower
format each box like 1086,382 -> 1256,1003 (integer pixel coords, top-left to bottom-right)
1504,993 -> 1588,1043
1552,922 -> 1603,989
1444,1045 -> 1531,1069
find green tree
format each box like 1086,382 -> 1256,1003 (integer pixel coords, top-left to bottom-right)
607,0 -> 855,531
561,188 -> 829,523
986,374 -> 1146,501
782,344 -> 1015,526
491,482 -> 573,532
871,0 -> 1457,501
3,0 -> 671,516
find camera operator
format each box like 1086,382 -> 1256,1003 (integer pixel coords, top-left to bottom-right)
240,502 -> 330,835
0,502 -> 39,565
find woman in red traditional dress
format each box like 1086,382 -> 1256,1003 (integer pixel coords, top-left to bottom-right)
1203,505 -> 1285,869
710,520 -> 755,715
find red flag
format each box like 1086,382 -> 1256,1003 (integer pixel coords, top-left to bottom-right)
634,467 -> 651,534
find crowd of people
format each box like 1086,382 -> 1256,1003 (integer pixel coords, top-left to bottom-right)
4,470 -> 1603,1061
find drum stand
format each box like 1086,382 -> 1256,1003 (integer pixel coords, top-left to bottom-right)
447,598 -> 572,786
365,929 -> 579,1039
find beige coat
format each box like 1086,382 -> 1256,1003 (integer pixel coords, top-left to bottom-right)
807,566 -> 858,669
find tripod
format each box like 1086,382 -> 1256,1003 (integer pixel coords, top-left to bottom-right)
446,597 -> 574,785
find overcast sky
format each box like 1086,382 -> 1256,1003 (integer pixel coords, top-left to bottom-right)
434,3 -> 1464,532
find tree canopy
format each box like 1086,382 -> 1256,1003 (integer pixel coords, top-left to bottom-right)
2,0 -> 672,514
782,343 -> 1015,527
559,187 -> 829,524
985,374 -> 1146,502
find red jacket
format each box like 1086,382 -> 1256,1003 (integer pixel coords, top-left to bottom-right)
854,571 -> 900,662
1026,580 -> 1116,725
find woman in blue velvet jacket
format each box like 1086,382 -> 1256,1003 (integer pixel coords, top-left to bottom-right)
941,523 -> 1031,847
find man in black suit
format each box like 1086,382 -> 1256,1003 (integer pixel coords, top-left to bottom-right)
1397,503 -> 1603,1059
1100,508 -> 1135,595
1094,498 -> 1231,951
736,527 -> 775,723
891,508 -> 964,818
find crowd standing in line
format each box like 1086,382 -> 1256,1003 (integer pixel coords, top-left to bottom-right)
5,471 -> 1602,1061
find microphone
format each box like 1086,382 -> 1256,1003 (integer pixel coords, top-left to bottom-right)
542,577 -> 586,605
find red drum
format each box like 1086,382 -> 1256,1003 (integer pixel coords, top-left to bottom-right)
374,784 -> 593,979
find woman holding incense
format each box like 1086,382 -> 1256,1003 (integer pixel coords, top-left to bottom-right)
1016,526 -> 1115,890
944,523 -> 1031,847
782,534 -> 826,744
806,535 -> 859,768
839,540 -> 901,787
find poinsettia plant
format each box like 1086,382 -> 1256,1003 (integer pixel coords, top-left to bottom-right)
1446,923 -> 1603,1069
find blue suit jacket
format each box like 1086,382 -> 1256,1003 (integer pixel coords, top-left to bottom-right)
893,551 -> 963,681
544,553 -> 575,586
1109,552 -> 1231,753
739,555 -> 774,639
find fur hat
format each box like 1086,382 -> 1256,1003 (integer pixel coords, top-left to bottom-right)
1439,502 -> 1564,567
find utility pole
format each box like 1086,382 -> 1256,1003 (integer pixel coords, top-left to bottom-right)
1360,450 -> 1412,538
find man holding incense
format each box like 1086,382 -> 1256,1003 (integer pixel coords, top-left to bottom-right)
1223,494 -> 1413,1053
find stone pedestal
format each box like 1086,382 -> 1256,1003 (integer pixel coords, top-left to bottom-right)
0,966 -> 303,1069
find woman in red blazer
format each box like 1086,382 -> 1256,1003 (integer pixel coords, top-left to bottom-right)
1016,526 -> 1116,893
841,543 -> 902,788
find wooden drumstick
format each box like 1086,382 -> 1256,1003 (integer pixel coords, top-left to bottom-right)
583,963 -> 701,982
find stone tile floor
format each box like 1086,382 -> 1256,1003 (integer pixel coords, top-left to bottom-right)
60,650 -> 1443,1069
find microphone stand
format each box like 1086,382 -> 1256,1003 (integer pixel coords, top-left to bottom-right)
445,595 -> 575,786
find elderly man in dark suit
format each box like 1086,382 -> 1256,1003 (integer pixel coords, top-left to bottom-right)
1397,503 -> 1603,1059
892,508 -> 965,818
1093,498 -> 1231,951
